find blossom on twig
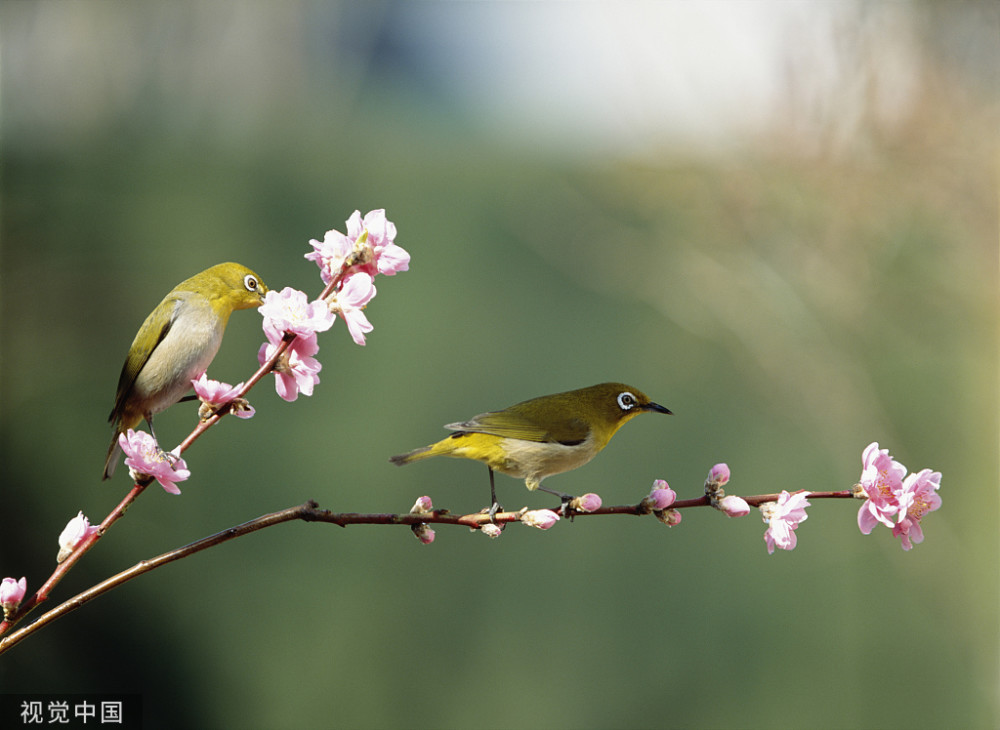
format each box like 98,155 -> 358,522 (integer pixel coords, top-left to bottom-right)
57,511 -> 100,563
760,491 -> 812,554
119,429 -> 190,494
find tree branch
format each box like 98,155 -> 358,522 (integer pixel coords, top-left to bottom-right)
0,487 -> 856,655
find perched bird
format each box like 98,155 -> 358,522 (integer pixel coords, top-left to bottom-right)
103,262 -> 268,479
390,382 -> 671,511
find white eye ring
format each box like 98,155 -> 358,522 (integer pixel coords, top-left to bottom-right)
617,392 -> 637,411
243,274 -> 259,291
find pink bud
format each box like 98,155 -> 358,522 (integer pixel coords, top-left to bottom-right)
1,576 -> 27,613
718,495 -> 750,518
521,509 -> 560,530
709,463 -> 731,486
649,480 -> 677,510
571,493 -> 602,513
410,496 -> 433,515
411,523 -> 435,545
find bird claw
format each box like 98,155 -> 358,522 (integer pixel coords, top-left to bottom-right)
487,501 -> 503,522
557,494 -> 578,520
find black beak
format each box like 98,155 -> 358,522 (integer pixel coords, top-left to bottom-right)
645,402 -> 672,415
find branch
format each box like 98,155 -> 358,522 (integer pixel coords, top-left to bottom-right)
0,251 -> 368,635
0,487 -> 856,655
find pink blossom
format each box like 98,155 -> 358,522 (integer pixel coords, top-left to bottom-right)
192,373 -> 242,406
647,480 -> 677,510
305,227 -> 354,286
0,577 -> 27,613
305,209 -> 409,284
191,373 -> 254,419
570,493 -> 602,513
892,469 -> 942,551
857,442 -> 907,534
119,429 -> 190,494
57,511 -> 100,562
762,491 -> 812,554
521,509 -> 560,530
661,509 -> 682,526
708,463 -> 731,486
260,287 -> 335,343
328,273 -> 375,345
345,209 -> 409,277
259,334 -> 322,402
718,495 -> 750,518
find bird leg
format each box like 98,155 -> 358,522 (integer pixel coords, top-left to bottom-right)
487,467 -> 503,521
143,415 -> 178,466
537,485 -> 577,518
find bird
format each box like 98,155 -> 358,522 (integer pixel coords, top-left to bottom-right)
103,262 -> 268,479
390,382 -> 671,513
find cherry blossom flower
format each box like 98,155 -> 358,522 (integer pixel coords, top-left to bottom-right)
892,468 -> 942,551
327,273 -> 376,345
57,511 -> 100,563
761,491 -> 812,554
192,374 -> 255,419
259,287 -> 335,343
348,209 -> 409,277
0,577 -> 27,614
119,429 -> 190,494
857,441 -> 907,534
259,334 -> 322,402
305,209 -> 409,285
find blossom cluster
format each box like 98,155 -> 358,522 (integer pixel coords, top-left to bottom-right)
260,209 -> 409,402
856,442 -> 942,551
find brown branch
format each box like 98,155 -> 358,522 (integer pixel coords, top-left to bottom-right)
0,487 -> 857,655
1,255 -> 365,638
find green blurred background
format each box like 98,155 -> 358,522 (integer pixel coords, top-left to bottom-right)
1,2 -> 997,728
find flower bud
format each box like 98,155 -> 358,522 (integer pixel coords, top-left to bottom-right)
655,508 -> 682,527
521,509 -> 560,530
569,493 -> 602,513
480,523 -> 504,539
0,576 -> 27,617
409,496 -> 433,515
708,463 -> 731,486
717,495 -> 750,518
57,511 -> 99,563
411,523 -> 435,545
648,480 -> 676,510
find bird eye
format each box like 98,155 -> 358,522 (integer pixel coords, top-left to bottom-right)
617,392 -> 637,411
243,274 -> 259,292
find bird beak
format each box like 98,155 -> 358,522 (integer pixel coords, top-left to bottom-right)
645,402 -> 672,415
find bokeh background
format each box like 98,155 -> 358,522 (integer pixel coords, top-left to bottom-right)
1,2 -> 997,728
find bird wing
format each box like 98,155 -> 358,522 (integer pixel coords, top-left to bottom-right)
109,295 -> 182,422
445,406 -> 591,445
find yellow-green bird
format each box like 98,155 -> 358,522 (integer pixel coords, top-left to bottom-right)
103,262 -> 268,479
390,382 -> 671,511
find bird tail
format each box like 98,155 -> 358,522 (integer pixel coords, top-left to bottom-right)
103,431 -> 122,480
389,445 -> 436,466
